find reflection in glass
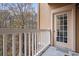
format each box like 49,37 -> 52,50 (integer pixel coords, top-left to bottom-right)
60,37 -> 63,42
56,13 -> 67,43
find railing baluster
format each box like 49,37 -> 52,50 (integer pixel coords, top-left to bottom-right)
19,33 -> 22,56
12,33 -> 16,56
34,32 -> 37,54
40,32 -> 42,49
40,32 -> 44,49
32,32 -> 34,56
24,33 -> 27,56
28,32 -> 31,56
3,34 -> 7,56
0,28 -> 50,56
36,32 -> 38,53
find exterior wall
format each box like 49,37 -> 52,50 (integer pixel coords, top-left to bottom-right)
39,3 -> 76,51
48,3 -> 71,9
39,3 -> 53,46
39,3 -> 51,30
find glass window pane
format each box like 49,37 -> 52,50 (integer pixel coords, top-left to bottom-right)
60,26 -> 64,30
60,36 -> 63,42
64,32 -> 67,37
57,31 -> 60,36
60,20 -> 64,25
64,26 -> 67,31
57,37 -> 60,41
64,14 -> 67,19
64,20 -> 67,25
60,32 -> 63,36
60,16 -> 63,20
56,13 -> 67,43
64,38 -> 67,43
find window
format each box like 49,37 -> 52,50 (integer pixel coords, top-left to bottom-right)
56,13 -> 67,43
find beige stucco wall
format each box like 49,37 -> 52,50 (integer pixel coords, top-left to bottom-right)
39,4 -> 53,46
48,3 -> 71,9
39,3 -> 76,51
39,3 -> 70,30
39,3 -> 73,46
39,3 -> 51,30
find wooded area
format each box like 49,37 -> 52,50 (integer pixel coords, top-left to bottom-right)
0,3 -> 38,56
0,3 -> 37,29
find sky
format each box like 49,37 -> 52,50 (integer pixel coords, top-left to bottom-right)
32,3 -> 38,13
0,3 -> 38,13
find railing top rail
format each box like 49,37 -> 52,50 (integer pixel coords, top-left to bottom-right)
0,28 -> 51,34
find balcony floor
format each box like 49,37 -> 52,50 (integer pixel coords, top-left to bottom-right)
41,46 -> 65,56
41,46 -> 79,56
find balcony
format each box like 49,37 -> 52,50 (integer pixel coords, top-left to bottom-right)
0,28 -> 50,56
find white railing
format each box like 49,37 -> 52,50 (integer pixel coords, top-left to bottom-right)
0,28 -> 50,56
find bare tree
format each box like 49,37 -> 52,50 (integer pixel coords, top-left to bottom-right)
0,3 -> 38,56
0,3 -> 11,28
0,3 -> 37,29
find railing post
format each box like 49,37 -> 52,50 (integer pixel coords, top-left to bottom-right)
28,33 -> 31,56
1,28 -> 50,56
3,34 -> 7,56
12,33 -> 16,56
34,32 -> 37,54
24,33 -> 27,56
32,32 -> 34,56
19,33 -> 22,56
40,32 -> 43,49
